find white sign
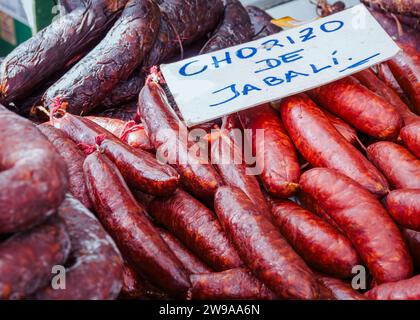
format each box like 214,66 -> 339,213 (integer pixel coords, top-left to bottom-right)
161,4 -> 400,127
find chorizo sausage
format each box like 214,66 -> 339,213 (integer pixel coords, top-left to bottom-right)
92,100 -> 138,121
367,141 -> 420,189
158,228 -> 212,275
0,105 -> 68,234
239,104 -> 300,198
365,274 -> 420,300
53,113 -> 179,196
44,0 -> 161,115
246,6 -> 282,39
101,74 -> 144,110
83,151 -> 190,298
388,43 -> 420,114
300,168 -> 413,284
320,107 -> 360,146
386,189 -> 420,231
37,124 -> 92,209
316,275 -> 367,300
0,0 -> 127,104
400,122 -> 420,158
354,68 -> 419,125
0,216 -> 71,300
309,77 -> 403,140
267,198 -> 361,278
280,94 -> 389,197
189,268 -> 277,300
148,189 -> 243,271
377,62 -> 411,104
214,186 -> 319,299
35,195 -> 123,300
138,77 -> 222,201
200,0 -> 254,54
86,116 -> 153,151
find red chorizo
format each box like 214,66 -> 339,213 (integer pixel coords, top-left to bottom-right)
158,228 -> 212,274
35,195 -> 123,300
0,105 -> 68,234
400,122 -> 420,158
367,141 -> 420,189
86,116 -> 153,151
386,189 -> 420,231
239,104 -> 300,198
377,62 -> 411,104
214,186 -> 319,299
83,151 -> 190,298
280,94 -> 389,197
320,107 -> 360,146
37,124 -> 92,209
300,168 -> 413,284
354,68 -> 419,126
138,77 -> 222,201
148,189 -> 243,271
388,43 -> 420,114
366,274 -> 420,300
188,268 -> 277,300
402,228 -> 420,269
316,275 -> 367,300
309,77 -> 403,139
53,113 -> 179,196
267,198 -> 361,278
0,216 -> 71,300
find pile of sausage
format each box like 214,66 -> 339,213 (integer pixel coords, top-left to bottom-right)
0,0 -> 419,300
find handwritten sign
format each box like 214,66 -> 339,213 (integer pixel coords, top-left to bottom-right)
161,4 -> 400,127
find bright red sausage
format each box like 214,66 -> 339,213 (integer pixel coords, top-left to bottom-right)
83,151 -> 190,298
309,77 -> 403,139
400,122 -> 420,158
386,189 -> 420,231
316,275 -> 367,300
214,186 -> 319,299
238,104 -> 300,198
366,275 -> 420,300
300,168 -> 413,284
280,94 -> 389,197
267,198 -> 361,278
402,228 -> 420,269
367,141 -> 420,189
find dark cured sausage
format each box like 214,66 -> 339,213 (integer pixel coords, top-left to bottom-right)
316,275 -> 367,300
239,104 -> 300,198
189,268 -> 277,300
362,0 -> 420,17
53,113 -> 179,196
0,105 -> 68,234
86,116 -> 153,151
0,0 -> 127,104
101,74 -> 144,110
143,0 -> 224,68
280,94 -> 389,197
83,151 -> 190,298
148,190 -> 243,271
35,195 -> 123,300
92,101 -> 138,121
367,141 -> 420,189
388,43 -> 420,114
300,168 -> 413,284
38,124 -> 92,209
386,189 -> 420,231
200,0 -> 253,54
214,186 -> 319,300
354,68 -> 419,126
309,77 -> 403,140
246,6 -> 282,39
0,216 -> 70,300
158,228 -> 212,274
400,122 -> 420,158
138,78 -> 222,201
267,198 -> 361,278
366,274 -> 420,300
44,0 -> 161,115
402,228 -> 420,269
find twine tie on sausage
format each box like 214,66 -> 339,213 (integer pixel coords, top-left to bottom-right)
119,121 -> 145,142
49,96 -> 68,123
78,134 -> 106,155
